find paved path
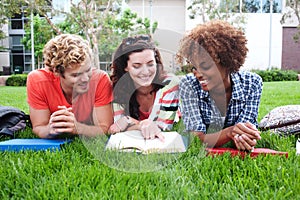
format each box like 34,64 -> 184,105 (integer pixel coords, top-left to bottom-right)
0,76 -> 10,86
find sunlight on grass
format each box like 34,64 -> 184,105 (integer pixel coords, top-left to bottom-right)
258,81 -> 300,121
80,132 -> 194,173
0,86 -> 29,113
0,81 -> 300,199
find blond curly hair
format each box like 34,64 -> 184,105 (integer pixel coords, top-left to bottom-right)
43,34 -> 92,75
177,20 -> 248,73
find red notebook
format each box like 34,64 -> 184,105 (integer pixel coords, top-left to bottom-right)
205,147 -> 288,158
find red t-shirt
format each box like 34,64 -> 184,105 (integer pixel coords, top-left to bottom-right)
27,68 -> 113,125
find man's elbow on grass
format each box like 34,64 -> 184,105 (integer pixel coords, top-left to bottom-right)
32,125 -> 53,139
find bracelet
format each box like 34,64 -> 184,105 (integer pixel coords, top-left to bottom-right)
125,116 -> 135,128
115,116 -> 134,132
115,121 -> 123,132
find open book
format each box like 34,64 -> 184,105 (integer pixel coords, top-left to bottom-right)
206,147 -> 288,158
105,130 -> 188,154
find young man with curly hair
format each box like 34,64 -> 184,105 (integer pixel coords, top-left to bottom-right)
27,34 -> 113,138
177,20 -> 262,151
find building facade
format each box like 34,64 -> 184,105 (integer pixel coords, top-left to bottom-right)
282,26 -> 300,71
9,9 -> 31,74
0,0 -> 299,74
128,0 -> 287,71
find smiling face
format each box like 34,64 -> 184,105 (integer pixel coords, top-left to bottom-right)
192,52 -> 229,92
59,57 -> 93,96
125,49 -> 157,88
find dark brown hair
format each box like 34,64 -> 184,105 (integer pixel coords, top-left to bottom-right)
110,35 -> 165,120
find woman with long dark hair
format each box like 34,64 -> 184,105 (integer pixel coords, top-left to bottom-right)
109,35 -> 180,140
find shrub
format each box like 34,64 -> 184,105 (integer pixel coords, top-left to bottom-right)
6,74 -> 28,86
252,69 -> 298,82
180,64 -> 194,74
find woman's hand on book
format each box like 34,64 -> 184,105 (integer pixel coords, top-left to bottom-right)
139,119 -> 165,142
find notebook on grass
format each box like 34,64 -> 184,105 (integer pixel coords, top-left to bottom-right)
206,147 -> 288,158
0,139 -> 72,151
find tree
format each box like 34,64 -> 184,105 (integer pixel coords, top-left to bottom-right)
27,0 -> 157,69
281,0 -> 300,42
281,0 -> 300,25
58,7 -> 157,68
187,0 -> 246,29
23,0 -> 61,34
7,0 -> 157,69
21,0 -> 108,68
21,15 -> 55,68
281,0 -> 300,24
97,8 -> 157,64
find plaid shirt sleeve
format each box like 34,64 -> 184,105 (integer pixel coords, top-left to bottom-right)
179,75 -> 207,132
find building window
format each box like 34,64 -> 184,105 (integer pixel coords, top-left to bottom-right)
11,19 -> 23,29
220,0 -> 283,13
12,35 -> 23,46
11,14 -> 23,29
25,54 -> 31,62
242,0 -> 261,13
242,0 -> 282,13
262,0 -> 282,13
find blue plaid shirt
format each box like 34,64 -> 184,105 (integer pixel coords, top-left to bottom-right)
179,71 -> 263,133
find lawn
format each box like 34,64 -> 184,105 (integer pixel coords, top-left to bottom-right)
0,81 -> 300,199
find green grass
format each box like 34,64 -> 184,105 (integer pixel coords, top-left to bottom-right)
258,81 -> 300,121
0,86 -> 28,113
0,81 -> 300,199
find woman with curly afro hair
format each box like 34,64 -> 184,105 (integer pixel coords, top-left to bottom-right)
177,20 -> 263,151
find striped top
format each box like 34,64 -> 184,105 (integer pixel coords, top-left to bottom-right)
113,74 -> 180,131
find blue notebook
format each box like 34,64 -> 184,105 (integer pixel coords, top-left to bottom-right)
0,139 -> 72,152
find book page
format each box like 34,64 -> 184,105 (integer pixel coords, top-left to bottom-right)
143,131 -> 187,154
105,130 -> 187,154
105,130 -> 145,152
